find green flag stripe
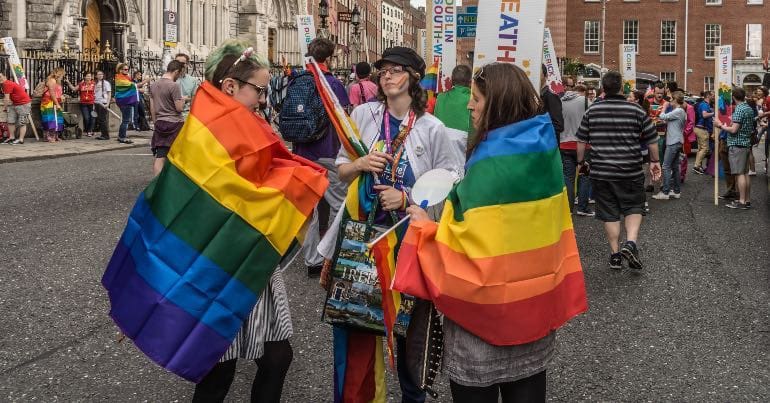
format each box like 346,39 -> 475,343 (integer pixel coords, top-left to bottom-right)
144,163 -> 281,294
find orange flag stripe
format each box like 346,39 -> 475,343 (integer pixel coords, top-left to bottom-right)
405,222 -> 582,305
188,83 -> 327,216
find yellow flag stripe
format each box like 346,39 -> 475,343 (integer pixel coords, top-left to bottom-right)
435,190 -> 573,259
168,116 -> 305,254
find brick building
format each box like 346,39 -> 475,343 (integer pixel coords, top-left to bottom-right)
403,3 -> 426,52
552,0 -> 770,93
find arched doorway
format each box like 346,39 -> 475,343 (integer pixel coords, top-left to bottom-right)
743,73 -> 762,93
81,0 -> 128,57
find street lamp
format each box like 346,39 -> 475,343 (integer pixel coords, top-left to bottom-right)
318,0 -> 330,39
350,5 -> 361,62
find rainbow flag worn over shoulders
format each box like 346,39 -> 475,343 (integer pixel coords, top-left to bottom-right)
114,73 -> 138,106
393,114 -> 588,346
101,81 -> 328,383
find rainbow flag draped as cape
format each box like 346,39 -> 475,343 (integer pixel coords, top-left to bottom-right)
101,81 -> 328,383
393,114 -> 588,346
114,73 -> 138,106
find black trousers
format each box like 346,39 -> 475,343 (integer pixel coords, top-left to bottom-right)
449,370 -> 546,403
96,104 -> 110,138
191,340 -> 293,403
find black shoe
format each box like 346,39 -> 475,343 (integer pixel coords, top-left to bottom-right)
609,253 -> 623,270
307,264 -> 323,278
725,200 -> 749,210
718,192 -> 737,200
95,136 -> 109,140
645,185 -> 654,193
620,241 -> 643,271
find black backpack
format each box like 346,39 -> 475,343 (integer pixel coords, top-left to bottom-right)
278,72 -> 330,143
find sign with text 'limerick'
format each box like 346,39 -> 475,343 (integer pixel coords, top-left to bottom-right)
619,44 -> 636,94
1,37 -> 28,90
473,0 -> 548,90
296,15 -> 316,62
542,28 -> 563,95
428,0 -> 457,91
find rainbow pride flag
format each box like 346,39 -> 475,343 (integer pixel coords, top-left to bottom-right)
114,73 -> 138,106
393,114 -> 588,346
370,225 -> 406,368
420,62 -> 439,100
40,99 -> 63,131
101,81 -> 328,382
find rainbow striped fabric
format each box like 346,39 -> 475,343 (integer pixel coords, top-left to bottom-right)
420,62 -> 439,101
370,225 -> 406,368
114,73 -> 138,106
40,87 -> 63,132
101,81 -> 328,382
393,114 -> 588,346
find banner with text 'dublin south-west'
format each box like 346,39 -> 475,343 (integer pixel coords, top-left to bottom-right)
472,0 -> 548,91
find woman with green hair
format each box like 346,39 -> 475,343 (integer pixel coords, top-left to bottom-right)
191,39 -> 293,403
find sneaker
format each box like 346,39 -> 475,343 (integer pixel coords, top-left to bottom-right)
575,209 -> 595,217
651,191 -> 670,200
95,136 -> 109,140
692,166 -> 705,175
643,201 -> 650,213
718,192 -> 737,200
645,185 -> 654,193
620,241 -> 643,271
1,138 -> 13,144
748,170 -> 756,176
589,198 -> 596,204
118,138 -> 134,144
725,200 -> 747,210
9,139 -> 23,145
745,202 -> 752,209
609,253 -> 623,270
668,191 -> 681,199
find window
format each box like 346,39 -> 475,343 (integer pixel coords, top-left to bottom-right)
747,0 -> 763,4
584,21 -> 600,54
623,20 -> 639,52
746,24 -> 762,58
660,72 -> 676,83
704,76 -> 714,91
705,0 -> 722,4
660,20 -> 676,54
705,24 -> 721,58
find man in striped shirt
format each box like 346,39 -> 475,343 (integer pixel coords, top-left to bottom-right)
576,71 -> 662,271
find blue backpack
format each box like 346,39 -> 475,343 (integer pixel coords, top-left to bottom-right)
279,72 -> 330,143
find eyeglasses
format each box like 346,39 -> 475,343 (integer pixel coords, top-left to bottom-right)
378,66 -> 406,78
233,77 -> 267,96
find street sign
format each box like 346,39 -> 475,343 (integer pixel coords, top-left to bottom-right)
457,14 -> 477,26
338,11 -> 352,23
163,10 -> 178,48
457,26 -> 476,38
465,6 -> 478,14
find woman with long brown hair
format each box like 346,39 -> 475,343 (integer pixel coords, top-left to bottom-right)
405,62 -> 587,402
40,67 -> 66,142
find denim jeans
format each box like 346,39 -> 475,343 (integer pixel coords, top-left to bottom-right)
79,104 -> 94,133
118,104 -> 135,139
662,142 -> 682,194
560,150 -> 591,212
396,336 -> 426,403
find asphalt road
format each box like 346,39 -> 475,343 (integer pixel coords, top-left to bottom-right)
0,147 -> 768,402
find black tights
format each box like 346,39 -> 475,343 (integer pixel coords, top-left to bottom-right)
449,370 -> 546,403
191,340 -> 293,403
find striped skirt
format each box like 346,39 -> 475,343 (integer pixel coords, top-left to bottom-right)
220,268 -> 293,362
40,100 -> 63,131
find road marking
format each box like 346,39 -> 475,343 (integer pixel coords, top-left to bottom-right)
111,153 -> 153,156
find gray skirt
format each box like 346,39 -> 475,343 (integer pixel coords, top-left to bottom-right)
442,318 -> 556,387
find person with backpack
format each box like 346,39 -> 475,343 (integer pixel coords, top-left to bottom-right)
279,38 -> 350,277
348,61 -> 378,109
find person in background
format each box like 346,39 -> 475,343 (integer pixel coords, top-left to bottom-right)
587,86 -> 597,103
561,83 -> 594,216
715,87 -> 754,210
93,70 -> 112,140
132,70 -> 151,131
40,67 -> 66,143
148,60 -> 185,176
0,72 -> 32,145
347,61 -> 378,108
433,64 -> 472,153
652,91 -> 687,200
175,53 -> 201,119
693,91 -> 715,174
540,64 -> 564,140
577,71 -> 661,271
628,90 -> 652,213
64,72 -> 96,137
114,63 -> 137,144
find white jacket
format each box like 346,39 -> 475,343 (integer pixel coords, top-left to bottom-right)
317,101 -> 466,259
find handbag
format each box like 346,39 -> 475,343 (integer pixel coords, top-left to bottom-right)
322,200 -> 415,336
405,298 -> 443,398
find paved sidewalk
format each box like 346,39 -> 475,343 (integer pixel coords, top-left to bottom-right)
0,131 -> 151,163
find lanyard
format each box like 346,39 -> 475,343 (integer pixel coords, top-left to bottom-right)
383,108 -> 416,183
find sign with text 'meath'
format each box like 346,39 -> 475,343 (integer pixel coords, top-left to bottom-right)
1,37 -> 28,90
619,44 -> 636,94
427,0 -> 457,91
296,15 -> 316,62
542,28 -> 563,95
473,0 -> 548,90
